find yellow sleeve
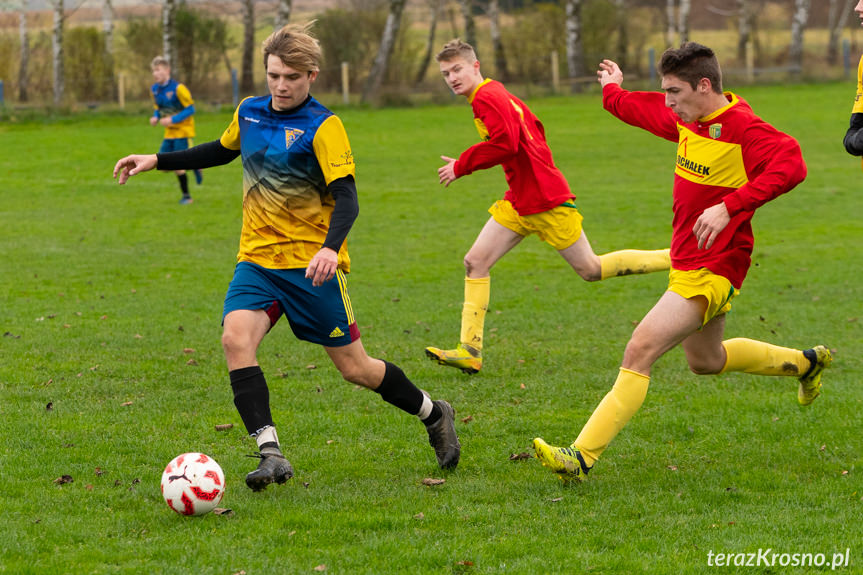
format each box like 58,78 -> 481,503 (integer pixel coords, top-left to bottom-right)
176,83 -> 195,108
220,98 -> 252,151
312,115 -> 356,185
853,54 -> 863,114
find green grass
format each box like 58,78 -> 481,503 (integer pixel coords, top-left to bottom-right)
1,81 -> 861,574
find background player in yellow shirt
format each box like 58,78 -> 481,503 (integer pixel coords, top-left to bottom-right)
843,2 -> 863,161
150,56 -> 202,205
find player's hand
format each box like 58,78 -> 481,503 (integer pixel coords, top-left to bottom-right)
159,116 -> 173,127
438,156 -> 458,187
113,154 -> 158,184
597,59 -> 624,87
693,202 -> 731,250
306,247 -> 339,287
149,116 -> 159,126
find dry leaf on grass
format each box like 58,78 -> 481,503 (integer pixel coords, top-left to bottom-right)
215,424 -> 234,431
509,452 -> 531,461
421,478 -> 445,486
53,475 -> 73,485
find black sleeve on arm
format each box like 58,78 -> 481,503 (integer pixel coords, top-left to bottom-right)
844,113 -> 863,156
156,139 -> 241,171
322,175 -> 359,253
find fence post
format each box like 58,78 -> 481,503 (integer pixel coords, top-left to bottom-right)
844,39 -> 851,80
341,62 -> 349,105
118,73 -> 125,109
231,69 -> 239,107
550,51 -> 559,93
648,47 -> 656,85
0,80 -> 4,107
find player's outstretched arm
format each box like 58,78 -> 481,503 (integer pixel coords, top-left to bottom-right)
438,155 -> 459,187
597,59 -> 624,87
113,154 -> 158,185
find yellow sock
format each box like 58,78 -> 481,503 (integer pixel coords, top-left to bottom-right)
573,368 -> 650,467
599,248 -> 671,280
460,276 -> 490,355
720,338 -> 810,376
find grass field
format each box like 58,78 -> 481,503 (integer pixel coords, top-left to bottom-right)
1,81 -> 861,574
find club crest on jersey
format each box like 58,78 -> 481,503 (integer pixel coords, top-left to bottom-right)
285,128 -> 305,149
709,123 -> 722,139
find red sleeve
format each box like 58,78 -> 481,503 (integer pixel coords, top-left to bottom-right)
722,124 -> 807,216
454,93 -> 521,177
602,83 -> 680,143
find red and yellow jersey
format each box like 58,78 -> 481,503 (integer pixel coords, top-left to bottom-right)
602,84 -> 806,289
454,79 -> 574,216
151,78 -> 196,139
220,95 -> 355,271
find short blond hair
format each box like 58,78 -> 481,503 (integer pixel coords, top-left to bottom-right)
262,22 -> 322,73
435,39 -> 477,63
150,55 -> 170,69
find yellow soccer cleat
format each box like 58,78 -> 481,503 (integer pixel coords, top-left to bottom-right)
532,437 -> 591,482
798,345 -> 832,406
425,344 -> 482,374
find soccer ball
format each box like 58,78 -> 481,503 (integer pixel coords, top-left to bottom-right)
160,452 -> 225,516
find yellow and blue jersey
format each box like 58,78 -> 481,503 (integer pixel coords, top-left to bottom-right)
220,95 -> 356,271
151,78 -> 196,139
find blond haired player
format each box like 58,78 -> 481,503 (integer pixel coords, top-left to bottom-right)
426,39 -> 671,374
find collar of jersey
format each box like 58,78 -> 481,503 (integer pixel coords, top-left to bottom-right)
267,94 -> 312,115
699,91 -> 739,123
468,78 -> 492,104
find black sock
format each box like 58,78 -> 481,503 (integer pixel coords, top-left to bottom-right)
230,366 -> 273,435
374,361 -> 425,416
178,173 -> 189,197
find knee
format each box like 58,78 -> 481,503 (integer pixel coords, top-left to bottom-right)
222,328 -> 251,357
463,252 -> 490,277
687,357 -> 724,375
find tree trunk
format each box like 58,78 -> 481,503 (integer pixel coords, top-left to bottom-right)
489,0 -> 508,81
362,0 -> 406,104
564,0 -> 583,93
241,0 -> 255,94
162,0 -> 176,69
103,0 -> 115,95
827,0 -> 853,64
665,0 -> 676,48
18,6 -> 29,102
789,0 -> 810,75
737,0 -> 752,62
52,0 -> 64,106
458,0 -> 476,53
677,0 -> 690,44
414,0 -> 442,86
274,0 -> 291,30
614,0 -> 628,70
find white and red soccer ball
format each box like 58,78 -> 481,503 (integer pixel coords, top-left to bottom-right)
160,452 -> 225,516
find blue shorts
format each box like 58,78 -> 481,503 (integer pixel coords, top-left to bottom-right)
159,138 -> 191,154
223,261 -> 360,347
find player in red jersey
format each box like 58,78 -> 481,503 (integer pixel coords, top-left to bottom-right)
533,42 -> 832,482
425,39 -> 671,374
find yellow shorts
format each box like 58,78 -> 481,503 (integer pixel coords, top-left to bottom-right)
667,268 -> 739,326
488,199 -> 584,251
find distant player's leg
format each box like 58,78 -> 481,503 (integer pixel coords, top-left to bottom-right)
426,214 -> 523,374
222,308 -> 294,491
170,138 -> 194,203
718,338 -> 832,405
597,248 -> 671,280
535,291 -> 703,481
327,339 -> 460,469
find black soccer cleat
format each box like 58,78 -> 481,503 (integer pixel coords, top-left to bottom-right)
425,400 -> 461,470
245,450 -> 294,491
